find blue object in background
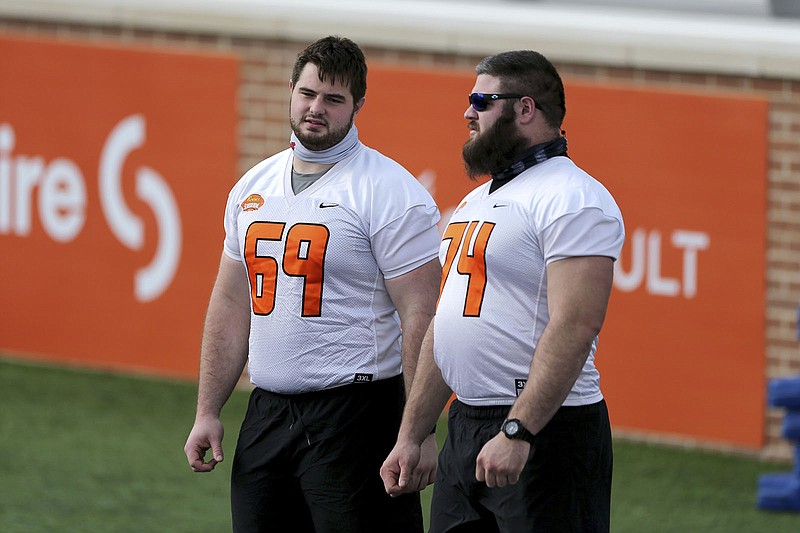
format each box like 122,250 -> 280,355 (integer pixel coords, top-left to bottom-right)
758,375 -> 800,511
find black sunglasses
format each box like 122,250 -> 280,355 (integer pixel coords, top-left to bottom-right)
468,93 -> 543,112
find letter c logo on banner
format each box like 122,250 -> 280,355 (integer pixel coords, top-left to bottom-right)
99,114 -> 182,303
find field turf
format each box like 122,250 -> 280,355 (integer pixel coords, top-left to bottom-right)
1,357 -> 799,532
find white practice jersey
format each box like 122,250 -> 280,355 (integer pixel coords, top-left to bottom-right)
224,142 -> 440,393
434,156 -> 624,407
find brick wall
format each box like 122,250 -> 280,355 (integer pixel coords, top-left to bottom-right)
2,16 -> 798,459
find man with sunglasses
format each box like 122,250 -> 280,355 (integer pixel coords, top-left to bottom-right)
382,50 -> 624,532
184,36 -> 441,532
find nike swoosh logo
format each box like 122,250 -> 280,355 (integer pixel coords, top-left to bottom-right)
319,202 -> 339,208
493,203 -> 508,208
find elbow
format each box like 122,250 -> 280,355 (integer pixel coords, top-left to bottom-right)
583,313 -> 606,342
562,312 -> 606,347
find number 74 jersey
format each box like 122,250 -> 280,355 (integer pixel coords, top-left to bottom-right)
222,144 -> 440,394
433,157 -> 625,408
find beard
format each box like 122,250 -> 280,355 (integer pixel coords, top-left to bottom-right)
462,104 -> 528,180
290,110 -> 355,151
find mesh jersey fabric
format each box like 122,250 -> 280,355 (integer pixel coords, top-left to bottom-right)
434,156 -> 624,407
223,142 -> 440,393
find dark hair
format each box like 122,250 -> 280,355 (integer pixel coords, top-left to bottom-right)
291,36 -> 367,102
476,50 -> 565,129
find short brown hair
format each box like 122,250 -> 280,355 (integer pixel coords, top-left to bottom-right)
476,50 -> 566,129
291,36 -> 367,102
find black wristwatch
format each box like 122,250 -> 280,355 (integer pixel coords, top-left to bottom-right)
501,418 -> 536,445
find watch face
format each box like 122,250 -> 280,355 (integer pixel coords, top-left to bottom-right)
505,420 -> 520,435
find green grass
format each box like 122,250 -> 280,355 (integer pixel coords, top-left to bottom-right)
1,357 -> 799,532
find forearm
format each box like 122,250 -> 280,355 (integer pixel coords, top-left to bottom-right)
399,307 -> 435,397
386,259 -> 440,397
195,254 -> 252,419
398,319 -> 453,445
508,256 -> 613,433
507,321 -> 595,433
195,301 -> 250,418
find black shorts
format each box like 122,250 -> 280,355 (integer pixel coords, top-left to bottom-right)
231,375 -> 423,533
430,399 -> 612,533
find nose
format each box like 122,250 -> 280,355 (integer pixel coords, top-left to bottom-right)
309,95 -> 326,115
464,103 -> 478,120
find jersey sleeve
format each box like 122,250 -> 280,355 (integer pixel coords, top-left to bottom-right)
372,203 -> 441,279
359,149 -> 441,279
535,167 -> 625,264
541,207 -> 625,264
219,153 -> 282,263
222,184 -> 243,261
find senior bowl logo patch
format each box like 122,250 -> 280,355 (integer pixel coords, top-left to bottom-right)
241,194 -> 265,212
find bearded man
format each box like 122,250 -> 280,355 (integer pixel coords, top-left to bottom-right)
381,50 -> 625,533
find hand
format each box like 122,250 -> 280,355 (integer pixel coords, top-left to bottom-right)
184,415 -> 225,473
475,433 -> 530,488
380,433 -> 438,496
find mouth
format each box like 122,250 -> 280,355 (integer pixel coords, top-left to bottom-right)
304,115 -> 327,128
467,121 -> 479,137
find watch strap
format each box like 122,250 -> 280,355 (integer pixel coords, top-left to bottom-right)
502,418 -> 537,445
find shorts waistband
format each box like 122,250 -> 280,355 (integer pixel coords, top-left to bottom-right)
452,398 -> 607,421
451,399 -> 511,420
256,373 -> 403,403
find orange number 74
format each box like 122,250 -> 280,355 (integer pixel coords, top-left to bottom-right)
439,221 -> 495,317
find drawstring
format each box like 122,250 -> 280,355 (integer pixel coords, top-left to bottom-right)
287,400 -> 312,446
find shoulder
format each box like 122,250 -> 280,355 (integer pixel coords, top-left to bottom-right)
354,145 -> 414,181
351,145 -> 435,202
228,148 -> 291,199
527,157 -> 621,218
240,148 -> 291,183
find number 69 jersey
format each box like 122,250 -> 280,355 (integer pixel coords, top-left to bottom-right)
223,143 -> 440,394
434,156 -> 624,407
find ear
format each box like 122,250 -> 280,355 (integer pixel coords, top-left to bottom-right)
517,96 -> 537,125
353,97 -> 366,117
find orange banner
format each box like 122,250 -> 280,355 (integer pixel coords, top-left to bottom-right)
0,43 -> 767,447
359,64 -> 767,448
0,35 -> 239,378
